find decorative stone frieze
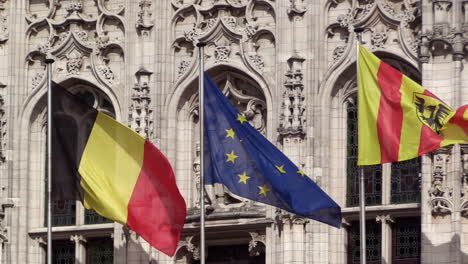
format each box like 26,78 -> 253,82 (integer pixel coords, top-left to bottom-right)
328,0 -> 421,64
428,147 -> 453,216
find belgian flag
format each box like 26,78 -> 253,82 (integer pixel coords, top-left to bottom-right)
51,83 -> 186,256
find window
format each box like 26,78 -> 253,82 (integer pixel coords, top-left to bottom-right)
391,159 -> 421,204
348,220 -> 381,264
346,100 -> 382,207
346,96 -> 421,206
392,217 -> 421,264
52,240 -> 75,264
87,238 -> 114,264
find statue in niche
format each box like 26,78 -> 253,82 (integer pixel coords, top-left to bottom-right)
193,142 -> 212,208
243,101 -> 266,134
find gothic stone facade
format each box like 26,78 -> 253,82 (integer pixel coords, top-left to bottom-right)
0,0 -> 468,263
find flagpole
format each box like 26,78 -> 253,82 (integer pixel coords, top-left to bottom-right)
45,56 -> 55,264
196,41 -> 207,264
354,27 -> 366,264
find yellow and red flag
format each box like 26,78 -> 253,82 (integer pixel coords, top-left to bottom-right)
51,83 -> 186,256
358,44 -> 468,165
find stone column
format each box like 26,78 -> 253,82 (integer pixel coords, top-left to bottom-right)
70,235 -> 86,264
376,215 -> 394,264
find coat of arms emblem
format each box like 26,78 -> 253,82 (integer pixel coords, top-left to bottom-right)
413,93 -> 454,133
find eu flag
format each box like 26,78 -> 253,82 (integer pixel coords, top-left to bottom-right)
203,73 -> 342,228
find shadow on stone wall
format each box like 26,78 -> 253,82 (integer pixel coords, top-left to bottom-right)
420,233 -> 468,264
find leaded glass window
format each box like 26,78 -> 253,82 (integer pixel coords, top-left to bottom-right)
192,244 -> 265,264
85,209 -> 112,225
346,100 -> 382,207
52,240 -> 75,264
87,238 -> 114,264
348,220 -> 381,264
393,217 -> 421,263
391,158 -> 421,204
51,200 -> 76,226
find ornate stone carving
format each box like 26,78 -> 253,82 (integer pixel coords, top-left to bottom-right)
287,0 -> 307,17
136,0 -> 154,35
0,14 -> 7,43
460,146 -> 468,217
70,235 -> 87,244
463,1 -> 468,26
31,72 -> 45,90
278,55 -> 306,137
177,236 -> 200,261
242,99 -> 266,134
66,52 -> 83,75
178,60 -> 192,77
337,9 -> 356,30
65,0 -> 83,18
97,65 -> 116,84
244,22 -> 258,39
192,142 -> 212,208
129,68 -> 153,138
370,25 -> 388,48
433,0 -> 452,25
332,46 -> 346,62
376,215 -> 394,224
214,45 -> 231,62
221,16 -> 237,30
184,28 -> 202,45
428,148 -> 453,216
248,54 -> 264,70
248,232 -> 266,257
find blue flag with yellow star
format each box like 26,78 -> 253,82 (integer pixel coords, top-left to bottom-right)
203,73 -> 342,228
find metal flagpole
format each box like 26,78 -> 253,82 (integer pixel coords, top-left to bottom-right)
45,56 -> 55,264
354,27 -> 366,264
197,42 -> 207,264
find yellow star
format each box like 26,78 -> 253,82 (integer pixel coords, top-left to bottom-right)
238,172 -> 251,184
275,165 -> 286,173
226,128 -> 235,139
297,170 -> 306,176
237,113 -> 247,124
258,184 -> 271,196
226,151 -> 238,163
